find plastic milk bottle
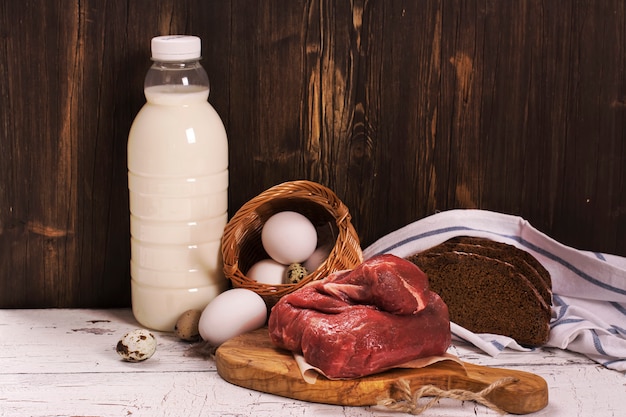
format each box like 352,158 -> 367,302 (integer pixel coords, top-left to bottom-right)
127,35 -> 228,331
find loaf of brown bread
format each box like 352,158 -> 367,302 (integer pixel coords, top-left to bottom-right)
407,236 -> 552,346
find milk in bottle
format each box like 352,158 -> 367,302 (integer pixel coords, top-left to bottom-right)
127,35 -> 228,331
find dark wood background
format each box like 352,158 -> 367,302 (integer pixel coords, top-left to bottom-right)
1,1 -> 625,308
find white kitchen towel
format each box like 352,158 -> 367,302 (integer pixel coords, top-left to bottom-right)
362,209 -> 626,372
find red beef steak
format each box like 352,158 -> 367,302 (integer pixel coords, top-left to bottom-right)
268,254 -> 451,379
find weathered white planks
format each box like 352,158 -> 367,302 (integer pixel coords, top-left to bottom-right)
0,309 -> 623,417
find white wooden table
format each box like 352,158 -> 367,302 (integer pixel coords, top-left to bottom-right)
0,309 -> 623,417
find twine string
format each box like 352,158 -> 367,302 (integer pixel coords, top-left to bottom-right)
378,377 -> 519,415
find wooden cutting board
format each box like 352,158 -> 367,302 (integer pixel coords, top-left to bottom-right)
215,328 -> 548,414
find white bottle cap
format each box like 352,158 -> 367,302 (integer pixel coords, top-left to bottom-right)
151,35 -> 201,61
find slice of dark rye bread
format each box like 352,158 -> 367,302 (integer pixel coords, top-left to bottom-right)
446,236 -> 552,289
406,237 -> 552,346
421,237 -> 553,306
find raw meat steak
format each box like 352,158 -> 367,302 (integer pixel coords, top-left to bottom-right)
268,254 -> 451,379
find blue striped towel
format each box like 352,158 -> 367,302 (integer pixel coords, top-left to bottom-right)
362,209 -> 626,372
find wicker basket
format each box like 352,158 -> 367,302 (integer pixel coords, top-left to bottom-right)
222,180 -> 363,307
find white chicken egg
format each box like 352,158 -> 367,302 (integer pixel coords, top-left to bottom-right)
261,211 -> 317,264
247,258 -> 287,285
198,288 -> 267,346
303,244 -> 333,272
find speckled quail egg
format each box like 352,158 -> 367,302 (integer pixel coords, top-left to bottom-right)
285,262 -> 308,284
174,309 -> 202,342
116,329 -> 157,362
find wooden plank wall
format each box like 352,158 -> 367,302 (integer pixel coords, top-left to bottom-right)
1,1 -> 625,308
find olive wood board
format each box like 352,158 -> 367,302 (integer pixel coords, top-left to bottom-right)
215,328 -> 548,415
